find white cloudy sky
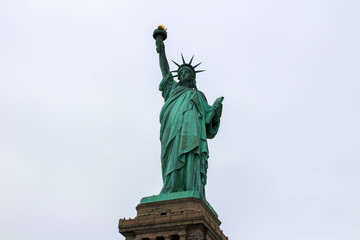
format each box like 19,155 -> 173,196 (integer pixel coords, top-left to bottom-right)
0,0 -> 359,239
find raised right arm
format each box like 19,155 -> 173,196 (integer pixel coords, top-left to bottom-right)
156,37 -> 170,78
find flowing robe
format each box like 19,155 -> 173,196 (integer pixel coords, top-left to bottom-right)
159,73 -> 221,199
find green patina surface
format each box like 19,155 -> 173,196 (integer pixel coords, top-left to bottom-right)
150,26 -> 224,209
140,191 -> 218,217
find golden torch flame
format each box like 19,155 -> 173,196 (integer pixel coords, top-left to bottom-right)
157,25 -> 167,31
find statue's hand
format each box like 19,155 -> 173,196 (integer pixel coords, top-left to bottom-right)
156,37 -> 165,53
213,97 -> 224,120
214,103 -> 223,120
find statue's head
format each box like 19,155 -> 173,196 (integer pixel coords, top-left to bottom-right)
172,54 -> 204,88
178,66 -> 195,86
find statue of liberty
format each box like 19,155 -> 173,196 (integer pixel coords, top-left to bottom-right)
153,26 -> 224,200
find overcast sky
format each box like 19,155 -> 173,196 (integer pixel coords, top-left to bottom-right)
1,0 -> 359,239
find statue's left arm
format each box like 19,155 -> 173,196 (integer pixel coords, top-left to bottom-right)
206,97 -> 224,139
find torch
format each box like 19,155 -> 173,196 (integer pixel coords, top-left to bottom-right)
153,25 -> 167,41
153,25 -> 167,53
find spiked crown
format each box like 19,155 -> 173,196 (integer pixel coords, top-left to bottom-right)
171,54 -> 205,79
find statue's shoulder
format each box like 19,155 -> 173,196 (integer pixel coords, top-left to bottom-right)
196,90 -> 208,102
159,72 -> 176,91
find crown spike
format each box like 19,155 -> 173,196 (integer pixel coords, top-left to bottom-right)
193,62 -> 202,68
195,70 -> 205,73
181,53 -> 185,64
189,55 -> 194,65
171,60 -> 180,67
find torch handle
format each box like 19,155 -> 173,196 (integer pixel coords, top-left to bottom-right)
156,36 -> 165,53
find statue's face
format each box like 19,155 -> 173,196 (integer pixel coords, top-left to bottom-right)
179,67 -> 195,84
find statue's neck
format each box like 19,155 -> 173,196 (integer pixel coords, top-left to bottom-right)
179,80 -> 195,89
180,82 -> 193,88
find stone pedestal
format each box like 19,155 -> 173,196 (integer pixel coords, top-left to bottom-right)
119,197 -> 228,240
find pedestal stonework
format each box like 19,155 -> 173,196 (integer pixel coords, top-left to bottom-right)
119,197 -> 228,240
